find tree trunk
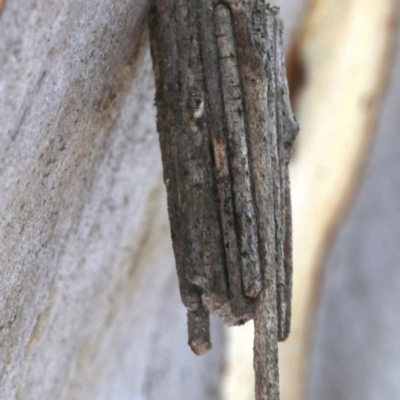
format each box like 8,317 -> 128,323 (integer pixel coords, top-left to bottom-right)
0,1 -> 224,399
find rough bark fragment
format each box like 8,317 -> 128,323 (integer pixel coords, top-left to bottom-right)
197,0 -> 237,316
149,1 -> 298,399
150,0 -> 203,313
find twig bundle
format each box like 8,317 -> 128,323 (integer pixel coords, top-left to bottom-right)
149,1 -> 298,398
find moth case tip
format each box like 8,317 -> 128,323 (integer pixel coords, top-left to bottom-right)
189,338 -> 212,356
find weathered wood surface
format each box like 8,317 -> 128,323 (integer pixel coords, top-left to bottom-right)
150,1 -> 298,398
0,1 -> 224,399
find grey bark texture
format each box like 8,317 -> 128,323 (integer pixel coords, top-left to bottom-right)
149,0 -> 298,398
0,0 -> 224,399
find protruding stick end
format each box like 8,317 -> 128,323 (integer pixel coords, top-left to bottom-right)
188,307 -> 212,355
